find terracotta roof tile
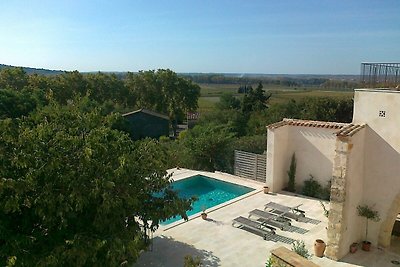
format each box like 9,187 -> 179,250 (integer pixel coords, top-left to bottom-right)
267,118 -> 348,129
267,118 -> 365,137
336,124 -> 365,137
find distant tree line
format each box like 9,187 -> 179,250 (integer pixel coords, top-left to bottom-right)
182,73 -> 359,90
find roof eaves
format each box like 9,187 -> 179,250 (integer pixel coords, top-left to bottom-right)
141,109 -> 169,120
266,120 -> 289,129
267,118 -> 350,130
335,124 -> 365,137
122,109 -> 169,120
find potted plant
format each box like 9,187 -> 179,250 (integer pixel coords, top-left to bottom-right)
201,206 -> 207,220
357,204 -> 380,251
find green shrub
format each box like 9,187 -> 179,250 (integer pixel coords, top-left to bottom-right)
291,240 -> 311,259
184,255 -> 202,267
302,174 -> 321,198
319,179 -> 332,200
265,256 -> 273,267
231,135 -> 267,154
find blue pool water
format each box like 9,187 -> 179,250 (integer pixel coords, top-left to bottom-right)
161,175 -> 254,225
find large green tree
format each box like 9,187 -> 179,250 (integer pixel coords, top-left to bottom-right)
299,97 -> 353,122
0,67 -> 29,91
245,97 -> 353,134
0,89 -> 39,119
216,93 -> 241,110
241,82 -> 271,114
86,72 -> 135,109
51,71 -> 88,104
125,69 -> 201,135
182,123 -> 234,171
197,109 -> 247,137
0,99 -> 192,266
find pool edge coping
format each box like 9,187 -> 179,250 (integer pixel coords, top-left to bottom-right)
162,188 -> 263,231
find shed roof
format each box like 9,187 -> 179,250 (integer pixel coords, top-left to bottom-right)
267,118 -> 365,137
122,109 -> 169,120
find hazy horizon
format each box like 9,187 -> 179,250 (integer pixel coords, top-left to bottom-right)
1,63 -> 364,76
1,1 -> 399,75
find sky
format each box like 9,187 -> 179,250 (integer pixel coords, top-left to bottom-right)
0,0 -> 399,74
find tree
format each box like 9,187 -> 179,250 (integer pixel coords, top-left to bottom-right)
300,97 -> 353,122
245,97 -> 353,133
287,153 -> 297,192
0,67 -> 28,91
197,109 -> 247,137
182,124 -> 234,171
125,69 -> 201,136
27,74 -> 52,92
216,93 -> 241,110
0,99 -> 192,266
51,71 -> 88,104
0,89 -> 38,119
241,82 -> 271,113
357,205 -> 380,244
237,84 -> 252,94
86,72 -> 134,109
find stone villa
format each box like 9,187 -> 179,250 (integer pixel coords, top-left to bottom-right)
266,87 -> 400,260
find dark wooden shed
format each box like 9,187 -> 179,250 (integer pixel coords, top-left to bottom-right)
122,109 -> 169,140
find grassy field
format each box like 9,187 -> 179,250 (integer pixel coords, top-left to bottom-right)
198,97 -> 219,113
199,83 -> 245,96
267,89 -> 354,104
197,83 -> 354,113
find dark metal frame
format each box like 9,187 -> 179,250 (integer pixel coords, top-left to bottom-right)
361,63 -> 400,88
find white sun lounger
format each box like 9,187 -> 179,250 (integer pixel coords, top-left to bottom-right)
232,216 -> 276,239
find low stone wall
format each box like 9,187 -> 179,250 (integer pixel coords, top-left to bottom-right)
271,247 -> 320,267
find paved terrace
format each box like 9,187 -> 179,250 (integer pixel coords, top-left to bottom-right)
135,169 -> 400,267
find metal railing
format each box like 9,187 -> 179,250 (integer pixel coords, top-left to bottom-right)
361,63 -> 400,88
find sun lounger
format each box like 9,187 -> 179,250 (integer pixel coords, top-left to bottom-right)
248,209 -> 291,230
264,201 -> 305,221
232,216 -> 276,239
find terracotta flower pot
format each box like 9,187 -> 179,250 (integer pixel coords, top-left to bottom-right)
362,241 -> 371,251
314,239 -> 326,257
263,186 -> 270,194
350,243 -> 358,253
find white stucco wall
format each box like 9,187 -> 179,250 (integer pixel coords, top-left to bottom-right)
267,125 -> 337,193
287,127 -> 337,192
352,89 -> 400,247
266,127 -> 289,192
362,126 -> 400,246
353,89 -> 400,153
337,129 -> 366,258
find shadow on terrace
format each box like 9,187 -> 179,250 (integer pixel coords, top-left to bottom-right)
134,236 -> 221,267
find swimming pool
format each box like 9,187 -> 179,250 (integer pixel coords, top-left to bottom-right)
161,175 -> 254,225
